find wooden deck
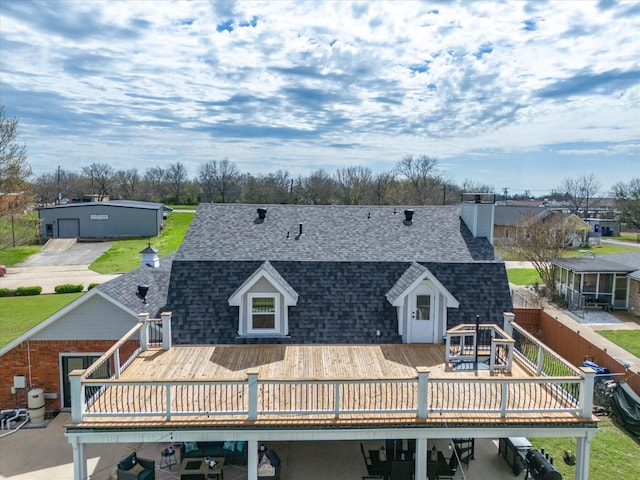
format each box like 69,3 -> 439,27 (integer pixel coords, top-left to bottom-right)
73,343 -> 597,430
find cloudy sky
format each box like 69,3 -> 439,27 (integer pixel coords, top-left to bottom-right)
1,0 -> 638,195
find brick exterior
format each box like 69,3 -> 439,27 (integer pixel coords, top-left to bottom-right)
629,278 -> 640,318
0,339 -> 115,411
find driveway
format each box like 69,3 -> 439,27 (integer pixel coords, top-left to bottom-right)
0,241 -> 121,293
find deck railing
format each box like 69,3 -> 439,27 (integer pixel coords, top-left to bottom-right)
70,319 -> 594,424
445,324 -> 515,371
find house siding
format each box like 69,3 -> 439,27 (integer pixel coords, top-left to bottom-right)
167,261 -> 512,345
0,340 -> 116,411
629,278 -> 640,317
31,295 -> 137,341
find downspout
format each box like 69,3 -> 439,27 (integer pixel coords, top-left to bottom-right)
27,340 -> 33,388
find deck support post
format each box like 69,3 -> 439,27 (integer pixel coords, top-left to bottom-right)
161,312 -> 172,350
415,437 -> 427,480
247,369 -> 259,421
416,367 -> 430,419
575,430 -> 595,480
247,440 -> 258,480
70,436 -> 87,480
138,313 -> 149,351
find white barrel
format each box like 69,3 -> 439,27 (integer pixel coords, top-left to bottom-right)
28,388 -> 45,424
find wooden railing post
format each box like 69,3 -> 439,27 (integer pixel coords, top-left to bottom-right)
114,349 -> 121,378
334,381 -> 341,419
161,312 -> 172,350
503,312 -> 515,335
579,366 -> 595,418
69,369 -> 85,423
138,313 -> 149,351
500,381 -> 508,417
416,367 -> 430,419
247,369 -> 259,421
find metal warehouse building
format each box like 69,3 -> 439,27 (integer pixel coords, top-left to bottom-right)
38,200 -> 165,241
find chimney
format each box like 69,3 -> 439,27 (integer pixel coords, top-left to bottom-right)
460,193 -> 495,244
139,243 -> 159,268
257,207 -> 267,220
403,209 -> 414,225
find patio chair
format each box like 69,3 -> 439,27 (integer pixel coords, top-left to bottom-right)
116,451 -> 155,480
360,443 -> 386,479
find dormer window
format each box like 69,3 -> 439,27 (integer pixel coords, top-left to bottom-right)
228,261 -> 298,337
249,294 -> 278,332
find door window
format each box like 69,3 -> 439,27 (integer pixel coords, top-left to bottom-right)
416,295 -> 431,320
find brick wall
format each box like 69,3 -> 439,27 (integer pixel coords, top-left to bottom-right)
0,339 -> 116,411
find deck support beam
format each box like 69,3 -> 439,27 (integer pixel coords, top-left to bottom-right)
247,439 -> 258,480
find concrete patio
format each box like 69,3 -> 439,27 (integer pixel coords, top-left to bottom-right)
0,412 -> 531,479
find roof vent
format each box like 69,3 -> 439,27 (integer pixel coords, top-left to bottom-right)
255,207 -> 267,224
404,209 -> 414,225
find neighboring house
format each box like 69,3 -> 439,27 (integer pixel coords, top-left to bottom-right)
582,217 -> 622,240
0,249 -> 172,412
65,200 -> 599,480
493,205 -> 544,244
552,251 -> 640,313
498,208 -> 591,247
37,200 -> 165,241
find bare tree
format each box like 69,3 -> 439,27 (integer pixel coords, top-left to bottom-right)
165,162 -> 187,204
612,178 -> 640,229
395,155 -> 441,204
559,174 -> 601,217
508,212 -> 575,291
142,166 -> 167,202
371,170 -> 396,205
241,170 -> 291,204
335,166 -> 373,205
198,158 -> 240,203
0,105 -> 31,196
461,179 -> 494,193
298,169 -> 337,205
81,163 -> 114,201
114,168 -> 140,200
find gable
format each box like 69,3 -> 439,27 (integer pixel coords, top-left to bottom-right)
386,262 -> 459,308
31,294 -> 137,341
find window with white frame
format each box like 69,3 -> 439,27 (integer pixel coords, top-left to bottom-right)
248,293 -> 279,333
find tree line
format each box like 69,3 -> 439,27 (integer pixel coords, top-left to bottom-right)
32,156 -> 497,207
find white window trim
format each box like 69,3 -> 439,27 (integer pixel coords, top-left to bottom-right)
247,293 -> 281,335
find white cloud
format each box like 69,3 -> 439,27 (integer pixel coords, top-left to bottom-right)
0,0 -> 638,192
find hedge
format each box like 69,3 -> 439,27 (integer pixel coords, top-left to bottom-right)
54,284 -> 84,294
0,286 -> 43,297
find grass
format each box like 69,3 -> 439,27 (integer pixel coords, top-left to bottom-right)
0,244 -> 42,266
597,330 -> 640,358
507,268 -> 542,286
0,293 -> 82,347
530,416 -> 640,480
90,212 -> 194,273
564,243 -> 638,256
619,231 -> 640,243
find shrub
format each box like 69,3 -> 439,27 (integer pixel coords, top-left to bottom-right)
15,286 -> 42,296
87,283 -> 99,290
54,284 -> 84,294
0,288 -> 14,297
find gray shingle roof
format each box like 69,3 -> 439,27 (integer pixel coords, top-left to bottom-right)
386,262 -> 427,304
494,206 -> 545,226
38,200 -> 163,210
177,204 -> 498,263
97,253 -> 174,317
551,256 -> 635,273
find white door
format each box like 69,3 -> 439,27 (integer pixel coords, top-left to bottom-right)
408,284 -> 435,343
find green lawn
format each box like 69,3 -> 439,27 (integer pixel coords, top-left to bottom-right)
597,330 -> 640,358
507,268 -> 542,286
0,244 -> 42,266
619,231 -> 640,243
531,416 -> 640,480
90,212 -> 194,273
0,293 -> 82,346
564,243 -> 637,257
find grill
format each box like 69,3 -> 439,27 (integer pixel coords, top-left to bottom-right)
525,449 -> 562,480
